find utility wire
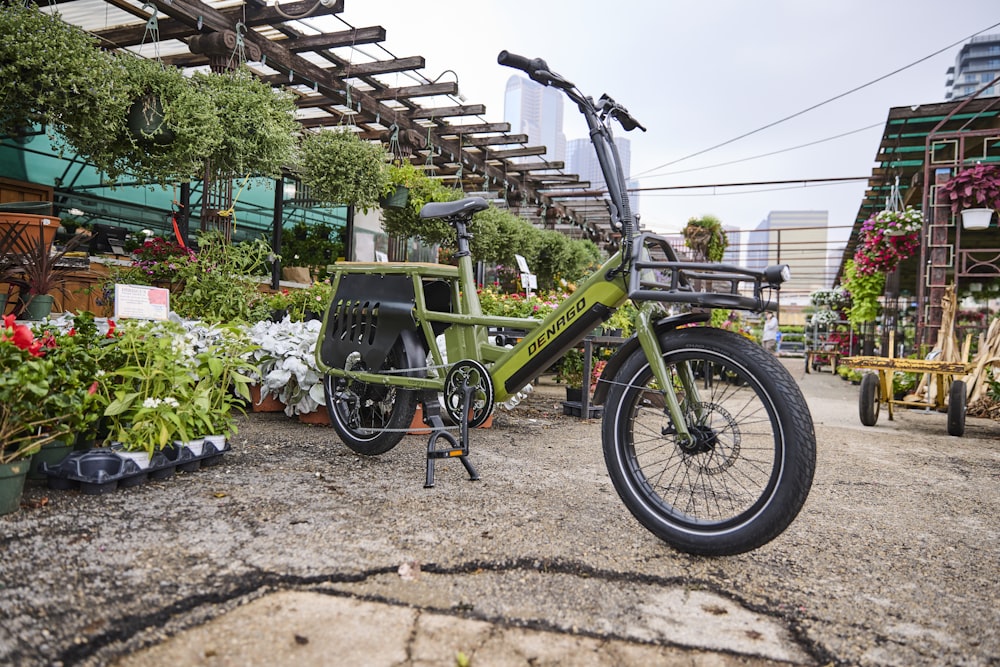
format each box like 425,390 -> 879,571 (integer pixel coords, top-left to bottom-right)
633,19 -> 1000,178
642,123 -> 883,178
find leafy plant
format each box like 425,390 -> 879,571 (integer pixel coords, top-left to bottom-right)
69,52 -> 222,186
170,231 -> 273,324
682,215 -> 728,262
937,163 -> 1000,213
246,318 -> 325,416
840,259 -> 884,325
280,220 -> 345,280
2,224 -> 87,314
192,66 -> 299,179
0,315 -> 75,463
0,5 -> 122,141
298,129 -> 391,210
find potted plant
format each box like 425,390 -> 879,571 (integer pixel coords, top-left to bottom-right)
868,207 -> 923,237
298,129 -> 392,211
0,5 -> 122,143
937,163 -> 1000,230
682,215 -> 728,262
192,66 -> 299,179
169,231 -> 274,324
101,320 -> 206,466
2,225 -> 88,320
246,317 -> 325,417
0,315 -> 77,513
72,52 -> 222,186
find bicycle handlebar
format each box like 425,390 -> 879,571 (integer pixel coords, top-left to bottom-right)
497,50 -> 572,89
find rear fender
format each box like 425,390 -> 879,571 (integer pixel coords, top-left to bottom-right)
591,312 -> 710,406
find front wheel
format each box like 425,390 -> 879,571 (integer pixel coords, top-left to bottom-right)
602,327 -> 816,556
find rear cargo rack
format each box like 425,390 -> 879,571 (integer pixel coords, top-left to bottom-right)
627,233 -> 780,312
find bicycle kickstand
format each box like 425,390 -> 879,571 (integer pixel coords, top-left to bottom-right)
423,387 -> 480,488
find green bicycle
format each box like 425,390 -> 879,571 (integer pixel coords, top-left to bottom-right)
314,52 -> 816,556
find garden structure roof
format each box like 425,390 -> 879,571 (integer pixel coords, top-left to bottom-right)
3,0 -> 617,246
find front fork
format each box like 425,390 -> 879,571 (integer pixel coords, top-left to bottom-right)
634,302 -> 701,446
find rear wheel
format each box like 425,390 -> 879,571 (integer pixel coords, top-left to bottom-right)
947,380 -> 966,437
325,339 -> 420,456
859,373 -> 880,427
601,327 -> 816,556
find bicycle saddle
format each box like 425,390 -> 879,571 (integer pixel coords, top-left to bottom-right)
419,197 -> 490,220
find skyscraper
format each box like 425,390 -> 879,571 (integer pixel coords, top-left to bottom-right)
566,136 -> 639,220
503,75 -> 565,162
945,33 -> 1000,101
747,211 -> 831,298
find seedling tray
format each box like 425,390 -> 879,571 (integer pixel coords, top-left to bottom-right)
42,440 -> 229,495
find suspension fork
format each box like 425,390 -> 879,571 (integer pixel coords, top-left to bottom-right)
635,302 -> 700,444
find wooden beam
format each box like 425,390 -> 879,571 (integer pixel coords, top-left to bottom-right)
92,0 -> 344,48
409,104 -> 486,119
463,134 -> 528,146
438,122 -> 511,135
490,146 -> 549,159
370,82 -> 458,100
507,161 -> 565,172
282,26 -> 386,52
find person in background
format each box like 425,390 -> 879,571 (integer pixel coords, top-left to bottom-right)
761,311 -> 779,354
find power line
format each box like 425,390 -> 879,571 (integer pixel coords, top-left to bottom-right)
632,19 -> 1000,178
639,123 -> 883,179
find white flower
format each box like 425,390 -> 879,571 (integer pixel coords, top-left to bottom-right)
143,397 -> 161,409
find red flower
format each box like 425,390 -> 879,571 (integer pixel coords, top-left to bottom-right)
106,319 -> 117,338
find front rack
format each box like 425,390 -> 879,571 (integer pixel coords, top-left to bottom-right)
627,233 -> 780,312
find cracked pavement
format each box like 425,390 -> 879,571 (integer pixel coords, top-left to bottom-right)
1,359 -> 998,666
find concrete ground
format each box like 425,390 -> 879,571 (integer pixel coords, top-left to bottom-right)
1,358 -> 998,666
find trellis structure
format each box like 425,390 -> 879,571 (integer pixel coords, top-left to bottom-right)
29,0 -> 618,245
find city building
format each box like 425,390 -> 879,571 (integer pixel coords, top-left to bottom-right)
503,75 -> 566,162
945,33 -> 1000,101
746,211 -> 832,300
566,137 -> 640,219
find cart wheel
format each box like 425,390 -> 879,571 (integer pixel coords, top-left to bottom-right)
859,373 -> 880,426
947,380 -> 966,437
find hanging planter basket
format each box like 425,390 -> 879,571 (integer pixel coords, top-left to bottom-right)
380,184 -> 410,209
960,208 -> 993,230
126,92 -> 175,146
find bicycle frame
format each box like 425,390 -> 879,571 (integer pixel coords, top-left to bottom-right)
316,247 -> 630,404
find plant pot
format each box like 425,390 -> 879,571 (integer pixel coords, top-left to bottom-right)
565,386 -> 583,403
202,434 -> 227,454
0,460 -> 29,515
127,93 -> 175,146
175,438 -> 205,457
0,212 -> 58,256
380,185 -> 410,209
118,450 -> 152,470
960,208 -> 993,230
28,440 -> 73,481
22,294 -> 55,320
249,384 -> 285,413
298,409 -> 331,426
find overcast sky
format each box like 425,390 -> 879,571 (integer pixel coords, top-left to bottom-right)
324,1 -> 999,242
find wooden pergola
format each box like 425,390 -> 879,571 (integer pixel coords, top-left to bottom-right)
44,0 -> 616,244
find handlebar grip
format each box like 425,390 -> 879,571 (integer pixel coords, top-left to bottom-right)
497,50 -> 534,72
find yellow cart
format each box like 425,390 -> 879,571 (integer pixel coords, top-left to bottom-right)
842,355 -> 972,436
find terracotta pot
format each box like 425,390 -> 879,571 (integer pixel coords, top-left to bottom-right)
0,212 -> 58,255
297,409 -> 331,426
249,384 -> 285,413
